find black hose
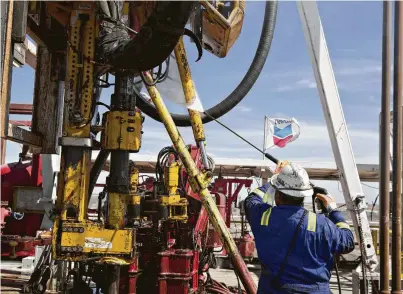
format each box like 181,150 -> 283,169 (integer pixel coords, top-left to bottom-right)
136,0 -> 278,126
98,1 -> 196,72
88,150 -> 110,205
334,256 -> 342,294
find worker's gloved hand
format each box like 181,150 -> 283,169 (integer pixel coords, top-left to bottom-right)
275,160 -> 289,174
316,193 -> 337,214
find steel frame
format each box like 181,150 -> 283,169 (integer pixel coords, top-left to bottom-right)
297,0 -> 377,271
0,1 -> 386,290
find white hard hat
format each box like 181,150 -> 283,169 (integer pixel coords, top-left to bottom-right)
270,162 -> 313,198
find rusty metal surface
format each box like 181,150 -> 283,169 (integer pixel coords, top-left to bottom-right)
1,0 -> 14,139
26,14 -> 66,51
379,2 -> 392,292
174,38 -> 205,142
0,138 -> 6,164
7,123 -> 42,148
31,45 -> 63,154
100,158 -> 382,182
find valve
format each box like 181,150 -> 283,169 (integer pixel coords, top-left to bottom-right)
9,240 -> 18,259
12,212 -> 25,220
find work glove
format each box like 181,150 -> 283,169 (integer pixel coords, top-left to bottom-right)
275,160 -> 289,174
316,193 -> 337,214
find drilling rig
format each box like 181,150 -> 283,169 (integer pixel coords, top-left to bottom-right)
1,1 -> 277,293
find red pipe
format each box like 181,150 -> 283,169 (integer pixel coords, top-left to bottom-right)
9,103 -> 33,115
128,260 -> 138,294
9,120 -> 31,127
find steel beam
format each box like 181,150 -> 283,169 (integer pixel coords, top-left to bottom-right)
1,0 -> 14,139
26,15 -> 66,52
391,1 -> 403,292
31,45 -> 64,154
297,0 -> 378,272
99,155 -> 384,182
379,1 -> 392,292
0,138 -> 6,164
7,123 -> 42,147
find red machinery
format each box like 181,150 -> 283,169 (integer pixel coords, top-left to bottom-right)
210,177 -> 252,228
0,145 -> 252,293
0,155 -> 51,258
209,177 -> 255,259
84,145 -> 241,294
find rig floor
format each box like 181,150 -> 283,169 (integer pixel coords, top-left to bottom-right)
0,261 -> 354,294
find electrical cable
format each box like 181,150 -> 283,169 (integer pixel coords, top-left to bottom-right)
334,256 -> 342,294
96,101 -> 111,110
140,71 -> 158,87
156,146 -> 178,181
139,55 -> 171,87
157,56 -> 171,83
361,182 -> 379,190
370,194 -> 379,221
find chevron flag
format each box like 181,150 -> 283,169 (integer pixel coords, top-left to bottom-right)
264,117 -> 300,150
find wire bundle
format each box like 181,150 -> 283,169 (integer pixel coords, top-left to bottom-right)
155,146 -> 179,181
140,56 -> 171,87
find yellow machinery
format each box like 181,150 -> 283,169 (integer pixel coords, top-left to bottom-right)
0,0 -> 278,293
48,2 -> 255,291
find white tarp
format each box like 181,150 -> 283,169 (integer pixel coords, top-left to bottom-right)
140,54 -> 204,112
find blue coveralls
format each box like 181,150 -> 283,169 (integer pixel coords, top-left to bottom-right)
244,183 -> 355,294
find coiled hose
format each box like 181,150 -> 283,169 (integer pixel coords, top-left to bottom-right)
136,0 -> 278,126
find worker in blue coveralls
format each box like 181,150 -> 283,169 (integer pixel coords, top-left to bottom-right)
242,161 -> 355,294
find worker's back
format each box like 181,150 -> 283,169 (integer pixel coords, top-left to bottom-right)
244,188 -> 355,294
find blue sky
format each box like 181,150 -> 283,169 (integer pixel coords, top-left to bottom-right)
7,1 -> 385,203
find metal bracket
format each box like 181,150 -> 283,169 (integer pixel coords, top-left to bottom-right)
59,137 -> 93,147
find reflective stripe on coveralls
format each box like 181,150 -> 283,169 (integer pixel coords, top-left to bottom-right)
335,222 -> 351,230
244,187 -> 355,293
253,188 -> 271,204
261,207 -> 317,232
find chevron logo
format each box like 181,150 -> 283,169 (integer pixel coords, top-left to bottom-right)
273,124 -> 294,148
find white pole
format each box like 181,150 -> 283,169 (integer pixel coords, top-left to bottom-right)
297,0 -> 377,270
261,116 -> 268,185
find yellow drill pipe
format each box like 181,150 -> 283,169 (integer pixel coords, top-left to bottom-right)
174,38 -> 206,143
144,72 -> 257,294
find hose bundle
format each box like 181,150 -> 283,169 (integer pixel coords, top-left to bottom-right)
204,272 -> 247,294
155,146 -> 178,181
136,0 -> 278,126
96,1 -> 196,72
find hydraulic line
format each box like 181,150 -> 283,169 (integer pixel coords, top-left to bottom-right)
136,0 -> 278,126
